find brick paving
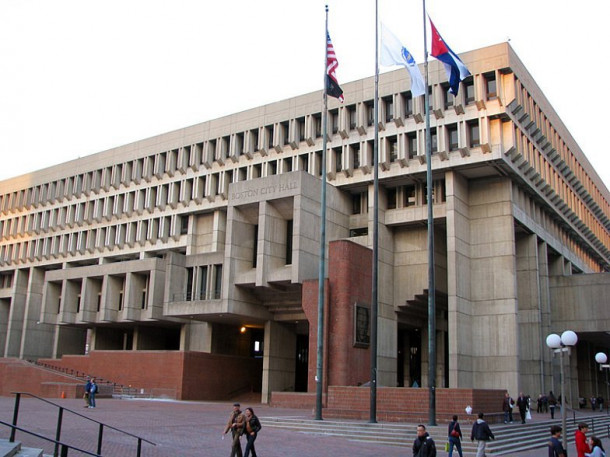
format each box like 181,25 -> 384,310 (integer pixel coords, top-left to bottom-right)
0,396 -> 609,456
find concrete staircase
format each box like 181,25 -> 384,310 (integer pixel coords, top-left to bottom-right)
260,413 -> 610,455
0,439 -> 49,457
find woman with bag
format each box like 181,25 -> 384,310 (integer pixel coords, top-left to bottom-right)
447,415 -> 463,457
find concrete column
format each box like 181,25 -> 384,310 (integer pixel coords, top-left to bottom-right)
0,298 -> 9,355
4,269 -> 28,357
373,183 -> 397,387
261,320 -> 295,404
469,177 -> 518,393
445,171 -> 474,388
537,241 -> 552,395
19,267 -> 54,359
516,233 -> 543,396
180,321 -> 212,352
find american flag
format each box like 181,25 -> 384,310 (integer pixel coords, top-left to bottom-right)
326,32 -> 344,102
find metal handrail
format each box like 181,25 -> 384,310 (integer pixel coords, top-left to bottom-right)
10,392 -> 156,457
0,419 -> 101,456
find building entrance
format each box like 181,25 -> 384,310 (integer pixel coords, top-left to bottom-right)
397,327 -> 421,388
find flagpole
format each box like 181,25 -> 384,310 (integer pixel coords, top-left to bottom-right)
422,0 -> 437,427
369,0 -> 379,424
315,4 -> 330,422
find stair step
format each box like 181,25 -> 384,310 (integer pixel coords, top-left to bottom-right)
0,440 -> 44,457
260,413 -> 610,455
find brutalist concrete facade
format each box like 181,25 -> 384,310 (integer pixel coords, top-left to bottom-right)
0,43 -> 608,404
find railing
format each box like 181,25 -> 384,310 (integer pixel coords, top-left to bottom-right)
30,360 -> 140,397
9,392 -> 156,457
0,419 -> 100,457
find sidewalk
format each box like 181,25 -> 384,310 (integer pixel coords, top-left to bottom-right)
0,396 -> 608,456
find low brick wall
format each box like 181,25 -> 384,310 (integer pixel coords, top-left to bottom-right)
270,392 -> 321,409
271,386 -> 505,423
23,351 -> 262,401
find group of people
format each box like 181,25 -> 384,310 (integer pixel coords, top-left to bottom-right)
412,412 -> 495,457
223,402 -> 261,457
83,377 -> 98,408
412,415 -> 607,457
589,396 -> 605,412
502,391 -> 532,424
550,423 -> 606,457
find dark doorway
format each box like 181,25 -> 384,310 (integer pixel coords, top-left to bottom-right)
294,334 -> 308,392
397,327 -> 421,388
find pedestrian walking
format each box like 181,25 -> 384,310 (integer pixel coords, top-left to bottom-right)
470,412 -> 494,457
447,415 -> 463,457
502,392 -> 514,424
549,391 -> 558,419
516,392 -> 528,424
223,402 -> 244,457
413,424 -> 437,457
243,407 -> 261,457
548,425 -> 566,457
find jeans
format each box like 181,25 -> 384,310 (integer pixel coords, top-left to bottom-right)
448,437 -> 463,457
244,432 -> 257,457
89,392 -> 96,408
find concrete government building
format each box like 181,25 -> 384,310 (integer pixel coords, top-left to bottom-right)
1,43 -> 609,411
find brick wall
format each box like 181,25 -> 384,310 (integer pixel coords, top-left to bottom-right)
0,358 -> 81,398
9,351 -> 262,401
323,386 -> 505,423
302,240 -> 372,393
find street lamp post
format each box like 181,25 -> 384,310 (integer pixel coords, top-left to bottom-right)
595,352 -> 610,414
546,330 -> 578,450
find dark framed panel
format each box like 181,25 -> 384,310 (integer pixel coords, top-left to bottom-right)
354,302 -> 370,348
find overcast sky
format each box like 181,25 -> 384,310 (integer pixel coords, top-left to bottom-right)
1,0 -> 608,191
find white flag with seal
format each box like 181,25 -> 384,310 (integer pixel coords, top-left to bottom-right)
380,23 -> 425,97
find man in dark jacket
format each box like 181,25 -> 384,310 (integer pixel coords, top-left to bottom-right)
516,392 -> 529,423
470,412 -> 494,457
413,424 -> 436,457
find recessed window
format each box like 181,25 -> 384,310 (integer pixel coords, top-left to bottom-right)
330,109 -> 339,134
447,124 -> 459,151
443,84 -> 454,110
351,143 -> 361,168
403,92 -> 413,117
313,113 -> 322,138
431,127 -> 438,153
334,147 -> 342,173
404,185 -> 416,207
468,121 -> 480,148
366,101 -> 374,126
387,187 -> 397,209
384,96 -> 394,123
297,117 -> 305,143
285,220 -> 293,265
349,227 -> 368,237
252,225 -> 258,267
407,132 -> 417,158
388,136 -> 398,162
348,105 -> 357,130
485,72 -> 497,100
281,121 -> 289,145
464,77 -> 475,105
